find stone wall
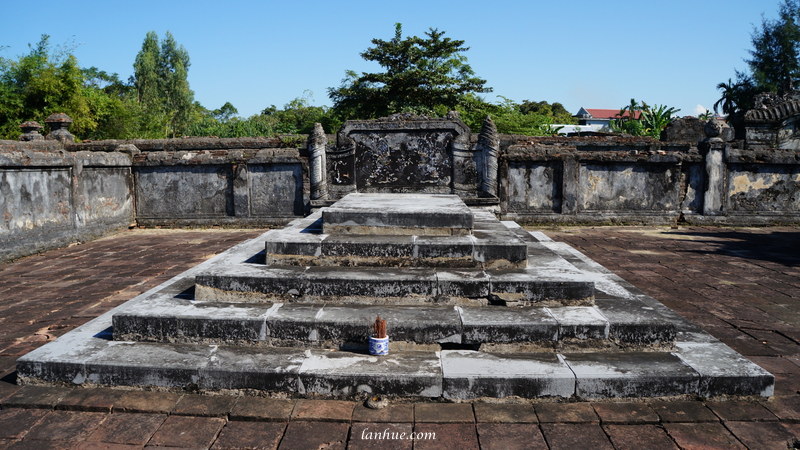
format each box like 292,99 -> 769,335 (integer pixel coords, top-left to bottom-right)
1,132 -> 798,261
126,141 -> 306,227
499,137 -> 704,224
0,141 -> 134,261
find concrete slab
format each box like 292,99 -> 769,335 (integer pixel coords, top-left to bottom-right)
594,298 -> 676,346
562,352 -> 700,399
675,341 -> 775,397
322,193 -> 473,235
488,270 -> 595,305
441,350 -> 575,399
298,349 -> 443,397
112,294 -> 274,342
458,306 -> 559,344
314,305 -> 462,344
545,306 -> 608,340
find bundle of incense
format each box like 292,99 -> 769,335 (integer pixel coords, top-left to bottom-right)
373,315 -> 387,339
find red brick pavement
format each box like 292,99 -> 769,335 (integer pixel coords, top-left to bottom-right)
0,226 -> 797,449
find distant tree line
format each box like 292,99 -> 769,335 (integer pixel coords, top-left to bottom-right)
0,26 -> 577,141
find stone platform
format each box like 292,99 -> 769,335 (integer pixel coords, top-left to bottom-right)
16,194 -> 774,400
322,193 -> 474,236
2,226 -> 798,448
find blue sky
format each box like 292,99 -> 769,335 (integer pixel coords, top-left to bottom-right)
1,0 -> 783,119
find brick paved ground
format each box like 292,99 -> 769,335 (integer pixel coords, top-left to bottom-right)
0,226 -> 798,449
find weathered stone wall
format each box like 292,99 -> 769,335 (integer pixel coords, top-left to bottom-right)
500,137 -> 705,224
0,141 -> 134,261
79,138 -> 308,227
501,137 -> 799,225
1,133 -> 798,261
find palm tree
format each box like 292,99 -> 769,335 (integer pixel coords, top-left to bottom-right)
714,79 -> 738,115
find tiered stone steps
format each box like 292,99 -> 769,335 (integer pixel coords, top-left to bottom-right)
17,194 -> 774,400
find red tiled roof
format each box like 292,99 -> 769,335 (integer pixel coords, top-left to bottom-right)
584,108 -> 641,120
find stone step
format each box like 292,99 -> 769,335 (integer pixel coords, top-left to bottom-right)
321,193 -> 475,236
264,211 -> 527,268
18,333 -> 774,399
194,265 -> 595,306
112,293 -> 676,348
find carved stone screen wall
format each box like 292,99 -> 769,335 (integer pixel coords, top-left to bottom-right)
327,117 -> 478,200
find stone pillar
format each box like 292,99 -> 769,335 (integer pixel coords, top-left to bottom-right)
45,113 -> 75,143
19,121 -> 44,141
477,116 -> 499,197
308,122 -> 328,201
701,119 -> 729,215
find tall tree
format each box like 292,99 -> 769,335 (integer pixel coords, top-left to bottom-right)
329,23 -> 491,119
132,31 -> 194,137
747,0 -> 800,94
716,0 -> 800,135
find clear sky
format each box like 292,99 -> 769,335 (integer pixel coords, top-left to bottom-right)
1,0 -> 783,119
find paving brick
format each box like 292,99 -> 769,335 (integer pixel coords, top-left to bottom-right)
352,403 -> 414,423
540,423 -> 613,449
348,423 -> 413,450
0,408 -> 49,439
535,402 -> 599,423
762,395 -> 800,422
414,403 -> 474,423
278,421 -> 348,449
229,397 -> 295,421
0,381 -> 21,404
291,399 -> 355,422
725,421 -> 798,449
592,402 -> 659,424
706,400 -> 778,421
603,424 -> 677,450
148,415 -> 225,448
473,403 -> 538,423
664,422 -> 746,449
56,387 -> 123,412
476,423 -> 547,449
211,420 -> 285,450
112,390 -> 182,414
2,386 -> 71,409
23,410 -> 107,442
2,438 -> 77,449
413,423 -> 478,450
648,400 -> 718,422
85,412 -> 166,445
172,393 -> 237,417
73,443 -> 142,450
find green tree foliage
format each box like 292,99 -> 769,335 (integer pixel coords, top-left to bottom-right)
132,31 -> 195,137
454,96 -> 573,135
517,100 -> 575,124
329,23 -> 491,119
610,99 -> 680,138
716,0 -> 800,135
0,35 -> 94,138
748,0 -> 800,94
187,93 -> 341,138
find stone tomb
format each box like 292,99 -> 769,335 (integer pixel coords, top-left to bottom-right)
18,193 -> 773,400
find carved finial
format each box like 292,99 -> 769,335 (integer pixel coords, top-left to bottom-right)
308,123 -> 328,201
310,122 -> 327,147
45,113 -> 74,143
478,116 -> 499,197
478,116 -> 498,147
19,121 -> 44,141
